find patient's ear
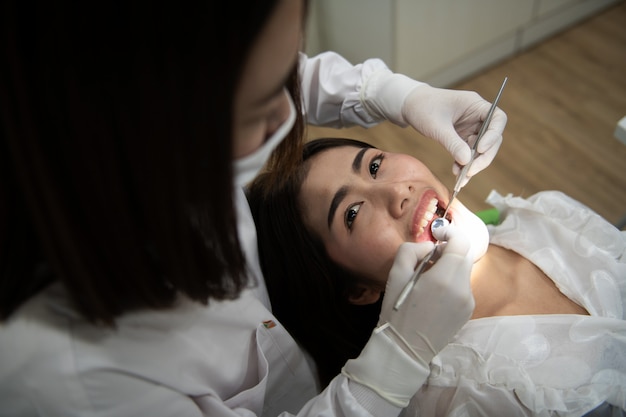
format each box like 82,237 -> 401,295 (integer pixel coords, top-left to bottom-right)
347,285 -> 383,306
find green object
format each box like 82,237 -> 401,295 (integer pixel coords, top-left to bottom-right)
476,208 -> 500,225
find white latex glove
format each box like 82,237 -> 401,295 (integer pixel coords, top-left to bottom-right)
342,225 -> 474,407
361,71 -> 507,184
401,84 -> 507,183
380,225 -> 474,356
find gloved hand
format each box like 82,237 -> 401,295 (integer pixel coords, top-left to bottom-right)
379,224 -> 474,360
361,71 -> 507,184
342,225 -> 474,407
401,84 -> 507,184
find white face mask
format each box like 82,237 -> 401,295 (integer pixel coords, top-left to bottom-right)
233,91 -> 296,189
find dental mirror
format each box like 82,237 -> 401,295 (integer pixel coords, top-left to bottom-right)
430,217 -> 449,234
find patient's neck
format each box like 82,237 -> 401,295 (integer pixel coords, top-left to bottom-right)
469,244 -> 588,319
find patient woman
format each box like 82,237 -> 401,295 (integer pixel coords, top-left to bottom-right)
246,137 -> 626,417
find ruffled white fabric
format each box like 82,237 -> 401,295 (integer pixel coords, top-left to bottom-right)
403,191 -> 626,417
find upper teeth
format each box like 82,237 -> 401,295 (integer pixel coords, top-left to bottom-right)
416,198 -> 438,237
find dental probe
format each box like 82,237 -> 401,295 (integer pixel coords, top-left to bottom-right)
393,77 -> 507,312
439,77 -> 508,222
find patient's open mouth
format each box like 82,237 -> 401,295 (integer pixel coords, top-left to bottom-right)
435,204 -> 446,219
430,204 -> 452,241
413,196 -> 450,242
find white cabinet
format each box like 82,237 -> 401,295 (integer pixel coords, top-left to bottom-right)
305,0 -> 621,87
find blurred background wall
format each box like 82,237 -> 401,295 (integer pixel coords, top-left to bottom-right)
305,0 -> 620,87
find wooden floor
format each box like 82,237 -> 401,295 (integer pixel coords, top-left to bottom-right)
307,1 -> 626,228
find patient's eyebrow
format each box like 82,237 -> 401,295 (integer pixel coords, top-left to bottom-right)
352,147 -> 367,173
327,147 -> 368,229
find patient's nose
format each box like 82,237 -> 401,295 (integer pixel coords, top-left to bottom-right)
376,181 -> 412,218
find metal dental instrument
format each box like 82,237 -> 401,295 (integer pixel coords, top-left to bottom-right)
440,76 -> 508,221
393,77 -> 507,312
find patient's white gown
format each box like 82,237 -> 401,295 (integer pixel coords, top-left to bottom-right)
404,190 -> 626,417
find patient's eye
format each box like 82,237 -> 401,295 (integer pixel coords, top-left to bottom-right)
344,203 -> 362,230
369,153 -> 384,178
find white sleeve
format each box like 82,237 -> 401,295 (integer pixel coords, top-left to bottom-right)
282,375 -> 404,417
299,52 -> 425,128
281,326 -> 428,417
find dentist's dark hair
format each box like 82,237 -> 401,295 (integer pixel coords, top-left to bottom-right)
0,1 -> 305,324
247,138 -> 383,387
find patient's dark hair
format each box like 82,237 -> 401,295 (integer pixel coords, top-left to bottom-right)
0,1 -> 306,324
247,138 -> 382,387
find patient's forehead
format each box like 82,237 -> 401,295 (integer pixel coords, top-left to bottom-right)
299,147 -> 357,221
304,145 -> 361,176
